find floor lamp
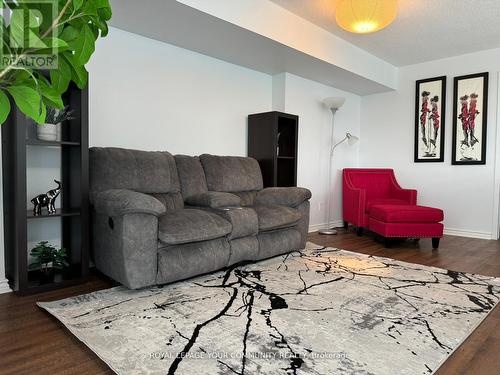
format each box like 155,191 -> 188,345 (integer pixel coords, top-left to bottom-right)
319,97 -> 359,235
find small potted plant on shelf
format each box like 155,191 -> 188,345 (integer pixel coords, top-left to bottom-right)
28,241 -> 69,284
36,106 -> 75,142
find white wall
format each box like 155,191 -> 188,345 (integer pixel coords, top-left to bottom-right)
360,48 -> 500,239
273,73 -> 361,229
88,28 -> 272,155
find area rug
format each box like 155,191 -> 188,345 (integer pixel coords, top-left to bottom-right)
38,243 -> 500,375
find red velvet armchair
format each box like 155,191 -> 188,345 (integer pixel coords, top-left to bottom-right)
342,169 -> 417,235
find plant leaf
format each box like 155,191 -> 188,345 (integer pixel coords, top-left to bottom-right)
96,0 -> 112,20
63,53 -> 88,89
39,80 -> 64,109
82,0 -> 98,16
73,24 -> 95,66
50,57 -> 71,94
72,0 -> 84,11
6,85 -> 46,124
42,37 -> 68,50
0,90 -> 11,125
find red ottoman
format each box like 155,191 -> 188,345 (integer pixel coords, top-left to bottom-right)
369,205 -> 444,248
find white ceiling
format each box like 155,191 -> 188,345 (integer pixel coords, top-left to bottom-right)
270,0 -> 500,66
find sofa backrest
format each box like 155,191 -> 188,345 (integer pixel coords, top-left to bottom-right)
174,155 -> 208,200
199,154 -> 263,198
90,147 -> 183,210
343,168 -> 395,200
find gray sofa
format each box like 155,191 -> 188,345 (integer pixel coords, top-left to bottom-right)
89,147 -> 311,289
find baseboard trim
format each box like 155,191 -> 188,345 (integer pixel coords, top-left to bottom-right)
309,220 -> 345,233
309,223 -> 493,240
443,228 -> 493,240
0,278 -> 12,294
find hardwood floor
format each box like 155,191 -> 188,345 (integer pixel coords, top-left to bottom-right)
0,230 -> 499,374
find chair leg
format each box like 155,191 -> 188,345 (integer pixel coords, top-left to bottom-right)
432,238 -> 440,249
356,227 -> 364,236
343,221 -> 348,229
384,237 -> 392,248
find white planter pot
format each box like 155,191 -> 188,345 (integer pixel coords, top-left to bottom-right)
37,123 -> 58,141
56,123 -> 62,141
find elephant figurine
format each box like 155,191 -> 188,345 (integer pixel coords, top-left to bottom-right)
31,180 -> 62,216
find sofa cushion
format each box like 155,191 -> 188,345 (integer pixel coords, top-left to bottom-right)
252,205 -> 301,231
174,155 -> 208,199
200,154 -> 263,192
366,198 -> 408,213
90,147 -> 180,195
212,207 -> 258,239
370,205 -> 444,223
158,209 -> 231,245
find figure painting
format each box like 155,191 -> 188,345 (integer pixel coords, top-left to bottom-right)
414,76 -> 446,162
452,73 -> 488,165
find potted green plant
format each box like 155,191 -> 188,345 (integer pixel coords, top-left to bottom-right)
29,241 -> 69,283
37,106 -> 75,141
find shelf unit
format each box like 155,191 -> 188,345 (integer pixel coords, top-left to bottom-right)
248,111 -> 298,187
2,83 -> 89,294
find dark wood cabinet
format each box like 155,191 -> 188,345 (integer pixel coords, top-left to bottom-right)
248,111 -> 298,187
2,83 -> 89,294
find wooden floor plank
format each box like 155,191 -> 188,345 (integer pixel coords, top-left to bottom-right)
0,229 -> 499,374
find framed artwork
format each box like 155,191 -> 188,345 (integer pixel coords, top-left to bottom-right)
414,76 -> 446,162
452,72 -> 489,165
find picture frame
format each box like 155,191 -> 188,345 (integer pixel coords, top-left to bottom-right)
451,72 -> 489,165
414,76 -> 446,162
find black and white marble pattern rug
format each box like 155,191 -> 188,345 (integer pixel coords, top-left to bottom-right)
38,243 -> 500,375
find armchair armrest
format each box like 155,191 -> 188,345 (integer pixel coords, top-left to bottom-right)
255,187 -> 312,208
92,189 -> 166,217
342,185 -> 366,224
185,191 -> 241,208
391,188 -> 417,205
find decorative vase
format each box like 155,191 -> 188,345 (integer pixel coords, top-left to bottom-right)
37,123 -> 58,141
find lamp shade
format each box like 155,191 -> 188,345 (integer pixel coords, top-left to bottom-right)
346,132 -> 359,146
323,97 -> 345,110
336,0 -> 398,34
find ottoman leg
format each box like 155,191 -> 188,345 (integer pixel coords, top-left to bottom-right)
356,227 -> 364,236
432,238 -> 440,249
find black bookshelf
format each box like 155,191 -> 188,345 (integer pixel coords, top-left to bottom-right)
2,83 -> 89,294
248,111 -> 298,187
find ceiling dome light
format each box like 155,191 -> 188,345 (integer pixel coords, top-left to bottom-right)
335,0 -> 398,34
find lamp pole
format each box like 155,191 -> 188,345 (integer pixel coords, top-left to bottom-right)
319,106 -> 342,235
319,97 -> 358,236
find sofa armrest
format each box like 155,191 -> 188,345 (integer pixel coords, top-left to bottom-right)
391,188 -> 417,205
255,187 -> 312,207
93,189 -> 166,217
185,191 -> 241,208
